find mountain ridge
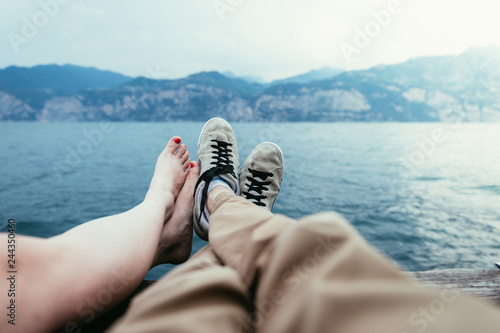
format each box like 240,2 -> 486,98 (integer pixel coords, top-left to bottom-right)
1,46 -> 499,122
0,64 -> 132,93
269,67 -> 344,86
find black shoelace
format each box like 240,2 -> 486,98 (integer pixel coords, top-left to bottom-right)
195,140 -> 236,223
242,169 -> 273,207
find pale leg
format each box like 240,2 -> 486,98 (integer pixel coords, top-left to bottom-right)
0,137 -> 199,333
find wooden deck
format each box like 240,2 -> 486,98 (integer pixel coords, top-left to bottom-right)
410,268 -> 500,306
78,268 -> 500,332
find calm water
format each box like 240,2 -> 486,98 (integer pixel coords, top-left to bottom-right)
1,122 -> 499,280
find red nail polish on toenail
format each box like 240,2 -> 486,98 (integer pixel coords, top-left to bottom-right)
183,144 -> 187,148
174,138 -> 181,144
190,162 -> 195,168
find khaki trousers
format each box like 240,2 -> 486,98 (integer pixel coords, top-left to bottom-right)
108,194 -> 500,333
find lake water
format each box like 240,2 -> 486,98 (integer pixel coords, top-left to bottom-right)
1,122 -> 499,280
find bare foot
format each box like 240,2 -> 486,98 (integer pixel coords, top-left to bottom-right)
152,161 -> 200,266
145,137 -> 191,221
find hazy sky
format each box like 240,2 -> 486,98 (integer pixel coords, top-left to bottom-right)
1,0 -> 500,81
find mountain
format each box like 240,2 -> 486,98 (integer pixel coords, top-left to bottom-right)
1,47 -> 499,122
39,71 -> 266,122
222,71 -> 266,85
0,64 -> 132,94
269,67 -> 344,86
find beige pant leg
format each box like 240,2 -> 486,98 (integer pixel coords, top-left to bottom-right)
208,195 -> 500,333
106,246 -> 251,333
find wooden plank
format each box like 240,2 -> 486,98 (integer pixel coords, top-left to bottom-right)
410,269 -> 500,306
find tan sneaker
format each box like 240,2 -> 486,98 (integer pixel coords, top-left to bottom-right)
239,142 -> 284,211
193,117 -> 239,241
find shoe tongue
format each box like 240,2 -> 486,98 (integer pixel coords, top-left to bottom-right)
247,177 -> 266,202
254,175 -> 266,182
248,190 -> 259,198
248,175 -> 266,197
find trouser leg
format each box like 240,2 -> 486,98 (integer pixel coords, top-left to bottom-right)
208,194 -> 500,333
106,245 -> 251,333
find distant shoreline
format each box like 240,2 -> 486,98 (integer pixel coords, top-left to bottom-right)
2,46 -> 500,122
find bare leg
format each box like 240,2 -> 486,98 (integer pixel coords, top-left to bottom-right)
0,137 -> 194,333
152,160 -> 199,266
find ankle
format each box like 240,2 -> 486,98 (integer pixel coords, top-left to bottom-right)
143,192 -> 174,217
207,186 -> 233,214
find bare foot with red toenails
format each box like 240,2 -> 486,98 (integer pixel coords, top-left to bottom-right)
145,136 -> 191,222
153,161 -> 200,265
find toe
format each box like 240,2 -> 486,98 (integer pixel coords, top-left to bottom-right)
166,136 -> 182,154
176,144 -> 187,158
182,158 -> 191,171
189,161 -> 200,179
181,151 -> 190,164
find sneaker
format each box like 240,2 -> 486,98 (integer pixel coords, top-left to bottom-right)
239,142 -> 284,211
193,118 -> 239,241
